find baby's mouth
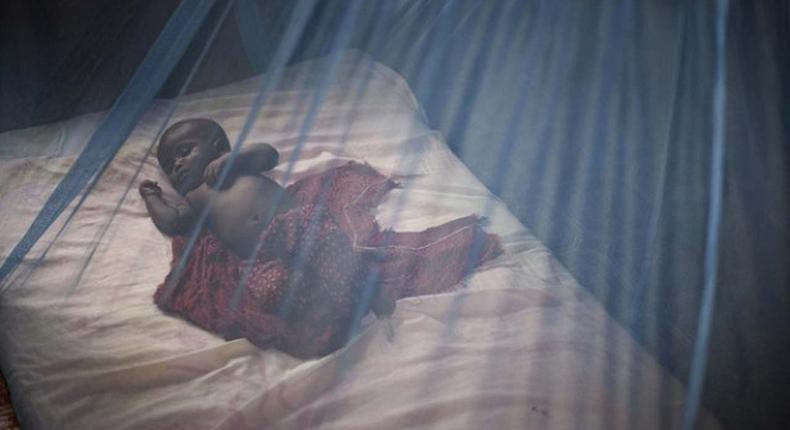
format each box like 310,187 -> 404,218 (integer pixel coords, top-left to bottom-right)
174,170 -> 192,193
176,169 -> 190,185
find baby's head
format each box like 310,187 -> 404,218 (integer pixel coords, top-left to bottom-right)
157,118 -> 231,194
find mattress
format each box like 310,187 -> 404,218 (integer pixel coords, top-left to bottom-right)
0,51 -> 720,429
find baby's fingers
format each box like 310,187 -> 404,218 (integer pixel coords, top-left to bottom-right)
204,164 -> 217,187
138,179 -> 161,196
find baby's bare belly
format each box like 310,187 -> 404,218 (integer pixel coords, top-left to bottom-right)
190,175 -> 294,258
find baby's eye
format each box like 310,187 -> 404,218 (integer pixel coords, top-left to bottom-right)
179,146 -> 192,156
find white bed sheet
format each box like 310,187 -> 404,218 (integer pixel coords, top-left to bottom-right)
0,51 -> 719,429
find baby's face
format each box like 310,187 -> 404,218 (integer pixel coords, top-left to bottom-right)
159,126 -> 218,194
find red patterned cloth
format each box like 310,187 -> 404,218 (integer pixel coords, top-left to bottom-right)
154,161 -> 501,358
0,371 -> 21,430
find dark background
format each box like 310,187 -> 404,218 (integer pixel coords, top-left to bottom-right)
1,1 -> 788,429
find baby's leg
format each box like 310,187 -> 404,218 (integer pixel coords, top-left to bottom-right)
374,216 -> 502,300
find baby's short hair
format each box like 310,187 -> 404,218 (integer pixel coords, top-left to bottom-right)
156,118 -> 231,171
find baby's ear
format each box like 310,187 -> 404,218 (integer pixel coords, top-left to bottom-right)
212,138 -> 229,154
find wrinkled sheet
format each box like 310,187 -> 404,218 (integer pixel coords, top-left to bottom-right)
0,51 -> 720,429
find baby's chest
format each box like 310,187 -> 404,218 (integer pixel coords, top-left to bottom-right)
188,176 -> 272,209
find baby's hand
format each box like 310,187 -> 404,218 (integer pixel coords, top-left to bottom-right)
204,153 -> 230,188
138,179 -> 162,199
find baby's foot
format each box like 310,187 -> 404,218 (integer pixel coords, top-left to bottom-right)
371,286 -> 396,317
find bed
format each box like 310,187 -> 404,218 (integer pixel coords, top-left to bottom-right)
0,51 -> 720,429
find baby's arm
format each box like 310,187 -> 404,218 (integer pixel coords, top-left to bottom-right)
139,180 -> 195,236
204,142 -> 279,187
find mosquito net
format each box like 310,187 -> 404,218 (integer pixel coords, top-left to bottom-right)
0,1 -> 787,429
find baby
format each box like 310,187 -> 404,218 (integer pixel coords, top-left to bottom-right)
140,118 -> 501,358
139,118 -> 293,259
